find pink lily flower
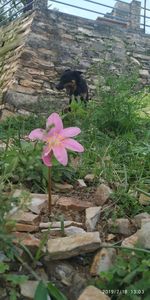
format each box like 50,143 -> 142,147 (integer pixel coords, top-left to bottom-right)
28,113 -> 84,167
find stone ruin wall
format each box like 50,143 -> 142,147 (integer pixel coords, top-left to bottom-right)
0,6 -> 150,117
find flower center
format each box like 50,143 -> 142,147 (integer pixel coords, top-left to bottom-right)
47,133 -> 63,148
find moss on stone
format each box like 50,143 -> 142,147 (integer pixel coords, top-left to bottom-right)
0,38 -> 22,57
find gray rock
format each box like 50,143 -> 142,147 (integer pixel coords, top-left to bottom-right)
84,174 -> 95,184
121,232 -> 139,248
0,288 -> 7,298
29,194 -> 48,214
141,218 -> 150,227
137,222 -> 150,249
54,262 -> 74,286
95,184 -> 112,206
20,281 -> 51,299
4,91 -> 38,108
20,281 -> 39,299
77,179 -> 87,188
65,226 -> 86,236
90,247 -> 116,275
53,183 -> 73,192
77,286 -> 111,300
86,206 -> 101,231
139,193 -> 150,206
139,69 -> 150,78
108,218 -> 135,236
0,251 -> 10,262
130,57 -> 141,66
133,212 -> 150,228
71,273 -> 87,300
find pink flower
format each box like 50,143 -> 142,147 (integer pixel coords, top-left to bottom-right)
28,113 -> 84,167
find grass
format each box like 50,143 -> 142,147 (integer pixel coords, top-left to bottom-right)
0,73 -> 150,215
0,70 -> 150,299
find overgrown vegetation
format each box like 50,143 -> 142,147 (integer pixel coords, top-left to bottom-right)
0,70 -> 150,299
95,249 -> 150,300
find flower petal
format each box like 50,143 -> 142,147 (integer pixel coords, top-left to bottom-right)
63,138 -> 84,152
53,145 -> 68,166
46,113 -> 63,132
41,153 -> 52,167
60,127 -> 81,138
43,145 -> 51,157
28,128 -> 45,141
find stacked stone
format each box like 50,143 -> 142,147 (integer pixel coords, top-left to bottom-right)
0,3 -> 150,117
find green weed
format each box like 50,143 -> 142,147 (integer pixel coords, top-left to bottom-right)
95,249 -> 150,300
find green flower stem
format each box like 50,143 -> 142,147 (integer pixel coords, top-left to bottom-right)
48,167 -> 52,214
101,244 -> 150,254
15,253 -> 40,281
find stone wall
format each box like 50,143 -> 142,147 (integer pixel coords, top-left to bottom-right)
0,5 -> 150,116
105,0 -> 141,30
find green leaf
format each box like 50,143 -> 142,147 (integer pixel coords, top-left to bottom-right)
34,227 -> 51,262
47,281 -> 68,300
10,288 -> 17,300
0,262 -> 9,274
122,268 -> 140,284
5,274 -> 28,285
34,281 -> 49,300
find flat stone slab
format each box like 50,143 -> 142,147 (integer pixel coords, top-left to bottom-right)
64,226 -> 86,236
121,232 -> 139,248
54,183 -> 73,192
90,247 -> 116,275
28,194 -> 48,214
86,206 -> 101,231
14,223 -> 39,233
9,210 -> 40,225
13,233 -> 43,252
20,281 -> 39,299
57,197 -> 93,211
40,220 -> 83,229
77,286 -> 110,300
108,218 -> 135,236
20,280 -> 52,299
47,232 -> 101,260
